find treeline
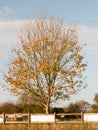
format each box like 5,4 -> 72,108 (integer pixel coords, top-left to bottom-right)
0,102 -> 44,114
52,93 -> 98,113
0,93 -> 98,114
0,101 -> 89,114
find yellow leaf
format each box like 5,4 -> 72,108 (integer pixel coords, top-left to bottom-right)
69,83 -> 74,89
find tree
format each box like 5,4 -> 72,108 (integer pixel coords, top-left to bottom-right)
91,93 -> 98,112
3,16 -> 86,114
64,103 -> 80,113
0,102 -> 19,114
75,100 -> 90,112
64,100 -> 90,113
93,93 -> 98,104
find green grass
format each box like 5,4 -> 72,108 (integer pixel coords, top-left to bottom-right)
0,123 -> 98,130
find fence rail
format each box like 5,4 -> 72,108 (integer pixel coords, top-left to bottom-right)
0,113 -> 84,124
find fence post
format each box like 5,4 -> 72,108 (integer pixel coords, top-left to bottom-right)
3,113 -> 5,125
54,112 -> 56,128
28,113 -> 31,126
81,112 -> 84,123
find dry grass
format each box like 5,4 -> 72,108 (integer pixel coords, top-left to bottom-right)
0,123 -> 98,130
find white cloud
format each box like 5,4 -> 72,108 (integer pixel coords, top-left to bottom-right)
0,20 -> 25,48
78,25 -> 98,51
0,20 -> 26,66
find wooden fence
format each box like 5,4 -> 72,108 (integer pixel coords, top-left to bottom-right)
0,113 -> 30,124
1,112 -> 98,124
0,112 -> 84,124
56,112 -> 84,123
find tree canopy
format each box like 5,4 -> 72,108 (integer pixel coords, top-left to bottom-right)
3,16 -> 87,113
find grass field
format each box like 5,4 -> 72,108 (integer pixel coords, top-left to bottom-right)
0,123 -> 98,130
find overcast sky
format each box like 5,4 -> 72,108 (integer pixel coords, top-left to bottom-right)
0,0 -> 98,106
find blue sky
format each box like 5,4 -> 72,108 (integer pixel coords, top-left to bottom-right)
0,0 -> 98,106
0,0 -> 98,26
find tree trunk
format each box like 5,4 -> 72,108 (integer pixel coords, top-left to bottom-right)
45,104 -> 50,114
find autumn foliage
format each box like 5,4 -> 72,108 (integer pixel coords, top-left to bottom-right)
3,16 -> 86,113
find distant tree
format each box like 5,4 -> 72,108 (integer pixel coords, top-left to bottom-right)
64,103 -> 80,113
91,93 -> 98,112
17,93 -> 44,113
93,93 -> 98,104
50,107 -> 65,113
91,104 -> 98,113
3,15 -> 86,114
64,100 -> 90,113
75,100 -> 90,112
0,102 -> 18,114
